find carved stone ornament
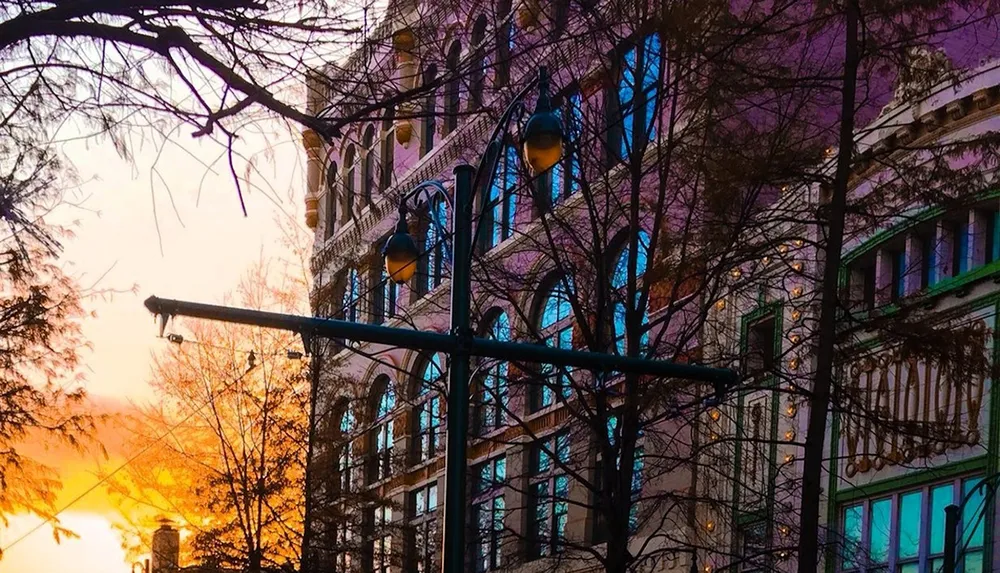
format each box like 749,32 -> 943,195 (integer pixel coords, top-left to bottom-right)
886,45 -> 956,110
305,197 -> 319,228
517,0 -> 542,30
302,128 -> 323,156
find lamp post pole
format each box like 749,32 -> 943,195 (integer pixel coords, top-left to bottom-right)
442,163 -> 474,573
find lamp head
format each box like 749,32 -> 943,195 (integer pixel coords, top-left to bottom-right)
382,206 -> 419,284
522,66 -> 564,174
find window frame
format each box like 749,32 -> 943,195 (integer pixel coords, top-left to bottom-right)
531,275 -> 575,412
413,354 -> 445,464
420,64 -> 438,157
527,430 -> 571,559
325,160 -> 339,240
611,33 -> 663,161
369,377 -> 396,483
838,475 -> 987,573
476,310 -> 511,434
472,456 -> 507,572
408,481 -> 439,573
611,230 -> 651,356
362,125 -> 376,206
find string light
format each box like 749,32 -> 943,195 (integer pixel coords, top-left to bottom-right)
704,519 -> 716,532
791,309 -> 802,321
785,429 -> 796,441
709,409 -> 721,421
715,299 -> 726,310
791,286 -> 804,298
786,403 -> 797,417
167,333 -> 184,344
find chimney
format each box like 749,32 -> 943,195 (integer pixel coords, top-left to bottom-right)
151,520 -> 180,573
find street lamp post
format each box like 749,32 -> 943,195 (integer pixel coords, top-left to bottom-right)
143,67 -> 739,573
942,474 -> 999,573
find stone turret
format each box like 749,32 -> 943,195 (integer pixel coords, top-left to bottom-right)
150,520 -> 180,573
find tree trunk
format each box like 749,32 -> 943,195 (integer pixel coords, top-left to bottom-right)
796,2 -> 860,573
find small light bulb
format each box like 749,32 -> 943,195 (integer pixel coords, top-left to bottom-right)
715,299 -> 726,311
704,519 -> 716,532
785,429 -> 796,441
789,334 -> 801,344
167,333 -> 184,344
786,403 -> 797,417
794,239 -> 805,248
778,244 -> 789,254
709,433 -> 720,442
785,453 -> 795,463
788,357 -> 800,371
792,262 -> 804,272
791,309 -> 802,321
779,525 -> 791,536
730,267 -> 742,279
791,286 -> 804,298
709,409 -> 721,421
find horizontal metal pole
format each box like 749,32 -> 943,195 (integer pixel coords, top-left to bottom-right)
144,296 -> 738,385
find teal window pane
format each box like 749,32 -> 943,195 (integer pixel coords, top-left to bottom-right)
870,498 -> 891,564
965,550 -> 984,573
930,483 -> 954,555
962,478 -> 986,549
897,492 -> 923,560
843,504 -> 863,570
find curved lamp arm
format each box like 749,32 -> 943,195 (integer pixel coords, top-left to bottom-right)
397,179 -> 454,264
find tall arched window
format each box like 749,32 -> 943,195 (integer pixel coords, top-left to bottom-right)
533,276 -> 574,411
549,91 -> 583,205
421,64 -> 438,157
612,230 -> 651,355
335,401 -> 356,493
370,376 -> 396,482
469,16 -> 487,111
362,125 -> 376,206
373,237 -> 398,324
341,268 -> 361,323
343,145 -> 357,222
477,310 -> 510,433
325,161 -> 338,240
483,144 -> 518,250
444,41 -> 462,135
617,33 -> 663,160
496,0 -> 513,86
413,353 -> 444,464
416,195 -> 448,298
380,107 -> 396,191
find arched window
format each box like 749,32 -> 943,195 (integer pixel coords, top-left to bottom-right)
469,16 -> 487,111
325,160 -> 338,240
533,276 -> 574,411
370,376 -> 396,482
416,195 -> 448,298
612,230 -> 651,355
483,144 -> 518,251
372,237 -> 398,324
380,107 -> 396,191
477,310 -> 510,433
496,0 -> 513,86
335,401 -> 356,493
421,64 -> 438,157
343,145 -> 357,222
362,125 -> 376,206
413,353 -> 444,464
341,268 -> 362,323
549,91 -> 583,205
444,41 -> 462,134
617,33 -> 663,160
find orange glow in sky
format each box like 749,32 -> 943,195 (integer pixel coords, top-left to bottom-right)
0,126 -> 305,572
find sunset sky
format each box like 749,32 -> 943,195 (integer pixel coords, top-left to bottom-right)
0,122 -> 306,572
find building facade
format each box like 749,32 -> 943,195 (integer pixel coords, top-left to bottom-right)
302,1 -> 1000,573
